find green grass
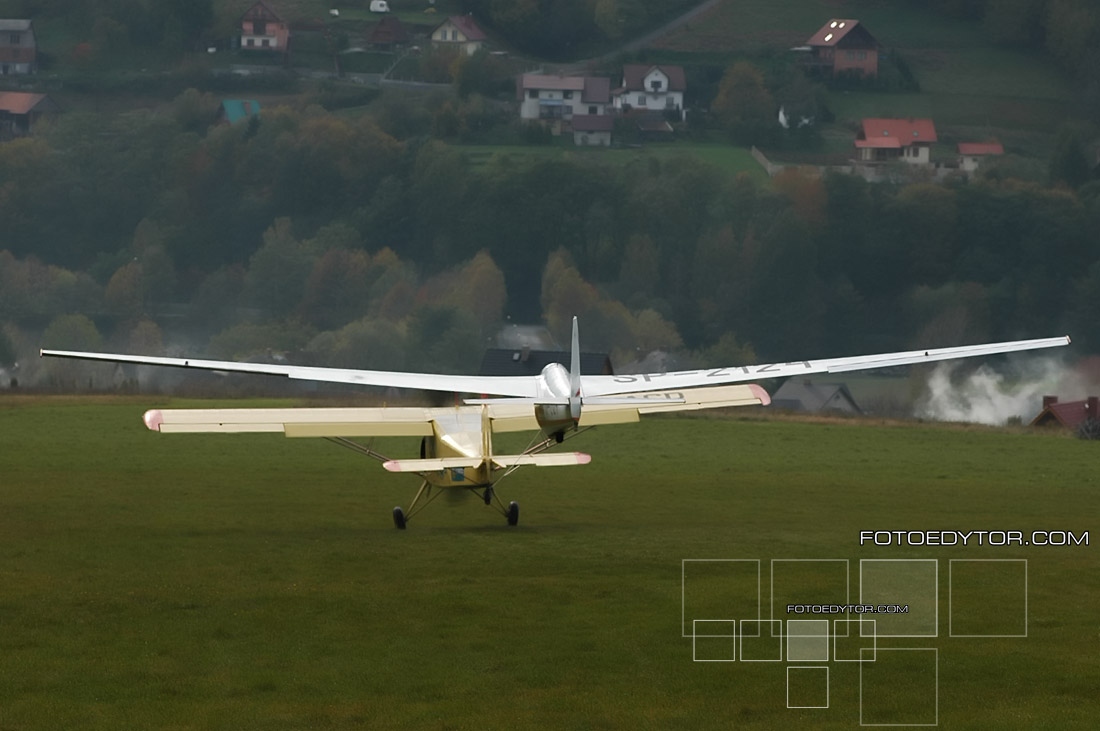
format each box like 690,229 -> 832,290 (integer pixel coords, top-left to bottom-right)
1,397 -> 1097,728
461,142 -> 768,182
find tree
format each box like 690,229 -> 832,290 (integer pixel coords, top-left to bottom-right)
711,61 -> 776,146
1049,126 -> 1091,188
245,219 -> 317,317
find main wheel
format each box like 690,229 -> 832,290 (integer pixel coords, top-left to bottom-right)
507,501 -> 519,526
392,506 -> 407,530
482,486 -> 493,505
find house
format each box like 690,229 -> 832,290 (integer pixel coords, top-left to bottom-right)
803,19 -> 879,77
612,64 -> 685,120
517,74 -> 611,131
0,19 -> 35,74
368,16 -> 409,50
1030,396 -> 1099,429
479,348 -> 614,378
854,118 -> 937,164
240,1 -> 289,52
216,99 -> 261,125
572,115 -> 613,147
771,380 -> 862,414
958,142 -> 1004,172
0,92 -> 58,138
431,15 -> 487,56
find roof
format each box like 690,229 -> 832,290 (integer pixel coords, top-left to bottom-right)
242,1 -> 283,22
621,64 -> 686,92
1030,397 -> 1099,428
572,115 -> 614,132
582,76 -> 611,104
369,16 -> 408,44
439,14 -> 487,41
520,74 -> 585,92
479,349 -> 613,378
0,19 -> 32,32
806,19 -> 874,47
958,142 -> 1004,156
0,92 -> 53,115
219,99 -> 261,123
856,118 -> 937,147
771,380 -> 862,414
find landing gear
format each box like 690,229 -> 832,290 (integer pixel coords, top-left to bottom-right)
507,501 -> 520,526
392,506 -> 407,530
482,486 -> 493,505
554,431 -> 564,444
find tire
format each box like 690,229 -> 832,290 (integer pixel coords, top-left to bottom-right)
507,501 -> 519,526
392,506 -> 407,530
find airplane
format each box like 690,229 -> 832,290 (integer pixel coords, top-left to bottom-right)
41,318 -> 1070,529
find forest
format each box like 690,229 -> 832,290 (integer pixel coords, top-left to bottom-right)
1,88 -> 1098,386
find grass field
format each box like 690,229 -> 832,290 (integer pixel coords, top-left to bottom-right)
1,396 -> 1097,729
461,143 -> 768,182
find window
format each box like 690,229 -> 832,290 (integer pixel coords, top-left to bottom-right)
637,95 -> 645,105
528,89 -> 538,99
857,51 -> 867,60
563,90 -> 573,99
451,30 -> 458,41
262,39 -> 270,47
588,105 -> 597,114
255,20 -> 266,36
9,33 -> 19,45
650,80 -> 662,91
246,38 -> 255,47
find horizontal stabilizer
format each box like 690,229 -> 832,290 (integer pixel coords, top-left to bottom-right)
492,453 -> 591,468
382,457 -> 484,473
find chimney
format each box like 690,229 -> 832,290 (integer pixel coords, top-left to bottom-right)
1042,396 -> 1058,409
1088,397 -> 1099,418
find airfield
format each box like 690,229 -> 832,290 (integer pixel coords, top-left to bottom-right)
0,396 -> 1097,729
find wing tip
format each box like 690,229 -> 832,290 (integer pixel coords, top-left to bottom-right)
750,383 -> 772,406
143,409 -> 164,432
577,452 -> 592,465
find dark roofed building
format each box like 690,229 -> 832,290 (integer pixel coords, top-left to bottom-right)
572,114 -> 613,146
369,16 -> 409,49
613,64 -> 685,120
803,19 -> 879,77
1030,396 -> 1099,429
771,380 -> 862,414
479,348 -> 613,378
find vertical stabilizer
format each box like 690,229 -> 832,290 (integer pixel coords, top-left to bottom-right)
570,316 -> 582,419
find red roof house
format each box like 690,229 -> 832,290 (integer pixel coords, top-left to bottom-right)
1030,396 -> 1100,429
804,19 -> 879,77
958,142 -> 1005,172
0,91 -> 58,137
855,118 -> 937,164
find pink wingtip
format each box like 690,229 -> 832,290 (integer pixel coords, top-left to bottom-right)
576,453 -> 592,465
143,409 -> 164,432
382,460 -> 401,472
750,383 -> 772,406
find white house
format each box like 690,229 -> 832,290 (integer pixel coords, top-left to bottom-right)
431,15 -> 487,56
0,19 -> 36,74
854,118 -> 937,165
612,64 -> 685,120
517,74 -> 611,124
572,115 -> 613,147
958,142 -> 1004,173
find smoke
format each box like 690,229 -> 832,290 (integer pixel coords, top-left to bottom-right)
916,357 -> 1097,426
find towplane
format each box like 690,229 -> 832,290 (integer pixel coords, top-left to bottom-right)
41,318 -> 1069,528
